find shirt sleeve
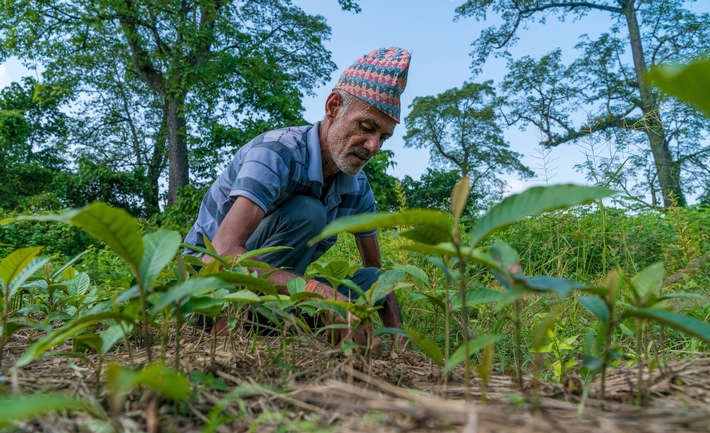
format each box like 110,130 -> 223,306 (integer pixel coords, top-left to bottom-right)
230,142 -> 297,214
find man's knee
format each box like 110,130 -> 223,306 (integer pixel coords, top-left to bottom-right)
281,195 -> 327,237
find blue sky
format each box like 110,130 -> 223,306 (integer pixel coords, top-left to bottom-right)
292,0 -> 614,192
1,1 -> 706,198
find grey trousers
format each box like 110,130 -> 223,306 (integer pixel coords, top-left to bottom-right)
245,195 -> 382,303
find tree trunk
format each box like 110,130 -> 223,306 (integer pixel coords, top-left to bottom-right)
165,92 -> 189,205
144,110 -> 167,215
623,2 -> 686,207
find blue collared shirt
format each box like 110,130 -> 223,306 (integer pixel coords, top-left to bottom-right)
184,122 -> 377,254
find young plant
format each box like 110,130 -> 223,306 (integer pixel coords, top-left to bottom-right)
580,262 -> 710,402
310,183 -> 617,395
3,203 -> 183,362
0,247 -> 50,363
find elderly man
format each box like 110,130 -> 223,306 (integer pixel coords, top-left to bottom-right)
184,47 -> 411,351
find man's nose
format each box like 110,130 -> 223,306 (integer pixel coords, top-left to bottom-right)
363,136 -> 380,155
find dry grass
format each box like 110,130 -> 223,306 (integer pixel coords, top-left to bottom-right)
2,326 -> 709,433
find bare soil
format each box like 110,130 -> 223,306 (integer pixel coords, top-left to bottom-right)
2,328 -> 709,433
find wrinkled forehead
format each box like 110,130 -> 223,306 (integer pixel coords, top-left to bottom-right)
351,97 -> 397,134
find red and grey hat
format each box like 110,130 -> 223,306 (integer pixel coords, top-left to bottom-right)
333,47 -> 411,123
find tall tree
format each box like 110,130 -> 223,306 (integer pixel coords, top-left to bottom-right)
401,168 -> 477,213
404,81 -> 533,209
456,0 -> 710,207
0,77 -> 71,210
1,0 -> 344,205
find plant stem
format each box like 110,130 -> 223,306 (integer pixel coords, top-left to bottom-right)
457,258 -> 472,402
514,299 -> 523,389
636,318 -> 644,405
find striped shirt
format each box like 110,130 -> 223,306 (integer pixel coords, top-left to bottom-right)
184,122 -> 377,254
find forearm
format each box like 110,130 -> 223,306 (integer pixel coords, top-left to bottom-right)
380,292 -> 403,328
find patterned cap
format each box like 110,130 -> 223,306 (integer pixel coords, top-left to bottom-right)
333,47 -> 411,123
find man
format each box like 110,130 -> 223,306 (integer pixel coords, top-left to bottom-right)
184,47 -> 411,352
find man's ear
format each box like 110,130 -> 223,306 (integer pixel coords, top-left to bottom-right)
324,91 -> 340,120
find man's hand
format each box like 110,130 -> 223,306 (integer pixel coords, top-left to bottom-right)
307,280 -> 381,355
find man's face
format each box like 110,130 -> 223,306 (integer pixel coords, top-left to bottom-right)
325,95 -> 397,176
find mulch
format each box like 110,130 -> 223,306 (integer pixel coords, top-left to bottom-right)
1,327 -> 709,433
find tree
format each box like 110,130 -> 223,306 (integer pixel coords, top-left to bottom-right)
456,0 -> 710,207
404,81 -> 533,209
1,0 -> 346,205
0,77 -> 71,210
401,168 -> 473,212
363,150 -> 405,212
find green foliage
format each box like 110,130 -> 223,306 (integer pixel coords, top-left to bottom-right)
148,184 -> 207,235
648,57 -> 710,118
363,150 -> 405,211
404,81 -> 533,209
470,184 -> 617,247
0,393 -> 93,428
0,0 -> 350,207
401,168 -> 476,215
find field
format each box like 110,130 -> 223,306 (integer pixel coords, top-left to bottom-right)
1,185 -> 709,432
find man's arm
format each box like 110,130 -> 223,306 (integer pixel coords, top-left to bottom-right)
206,196 -> 367,341
356,234 -> 406,352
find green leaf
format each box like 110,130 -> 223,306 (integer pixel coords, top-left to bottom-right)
312,260 -> 354,281
210,271 -> 277,295
0,393 -> 91,427
630,262 -> 664,306
3,317 -> 52,336
648,58 -> 710,118
657,292 -> 707,302
450,288 -> 502,311
50,250 -> 89,280
73,334 -> 103,353
470,184 -> 617,247
8,204 -> 145,275
16,312 -> 134,368
309,209 -> 451,245
0,247 -> 43,291
151,277 -> 230,315
404,326 -> 443,366
287,277 -> 306,295
399,224 -> 451,245
8,256 -> 49,299
136,363 -> 190,400
624,308 -> 710,345
369,270 -> 406,305
444,334 -> 504,374
516,275 -> 583,299
532,306 -> 561,350
141,229 -> 182,289
66,272 -> 90,296
409,291 -> 446,310
579,296 -> 610,322
100,323 -> 132,355
221,289 -> 262,303
394,264 -> 430,287
290,291 -> 324,302
70,203 -> 144,274
319,299 -> 369,320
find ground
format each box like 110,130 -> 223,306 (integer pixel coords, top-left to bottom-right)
1,328 -> 709,433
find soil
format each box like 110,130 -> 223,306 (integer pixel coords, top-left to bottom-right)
1,328 -> 709,433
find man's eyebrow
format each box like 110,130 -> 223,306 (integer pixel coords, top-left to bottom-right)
364,118 -> 393,137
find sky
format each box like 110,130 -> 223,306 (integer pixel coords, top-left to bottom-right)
292,0 -> 614,193
1,1 -> 707,198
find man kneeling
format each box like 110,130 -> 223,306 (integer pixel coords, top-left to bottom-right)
184,48 -> 412,353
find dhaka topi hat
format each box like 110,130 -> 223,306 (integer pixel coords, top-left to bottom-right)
333,47 -> 411,123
